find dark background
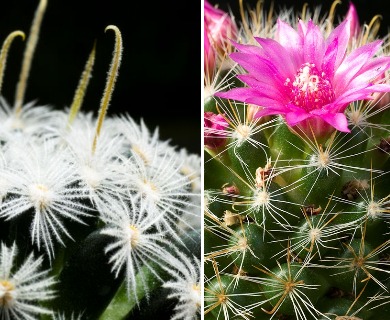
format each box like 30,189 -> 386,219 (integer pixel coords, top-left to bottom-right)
1,0 -> 388,156
210,0 -> 390,40
0,0 -> 200,155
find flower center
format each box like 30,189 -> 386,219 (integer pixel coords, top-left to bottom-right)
367,201 -> 381,218
128,225 -> 140,248
352,256 -> 365,269
29,183 -> 54,209
233,124 -> 251,145
0,280 -> 15,307
309,228 -> 322,241
310,145 -> 331,168
190,283 -> 201,307
284,279 -> 304,293
285,63 -> 335,111
81,165 -> 101,189
237,236 -> 248,250
141,178 -> 160,202
253,189 -> 270,208
217,293 -> 227,304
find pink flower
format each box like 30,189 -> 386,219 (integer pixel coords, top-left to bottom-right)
345,2 -> 360,38
204,0 -> 237,61
215,18 -> 390,139
345,1 -> 389,111
371,72 -> 390,109
204,25 -> 216,77
204,111 -> 229,149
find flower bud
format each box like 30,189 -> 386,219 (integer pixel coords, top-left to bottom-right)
204,111 -> 229,150
204,0 -> 237,61
222,183 -> 239,197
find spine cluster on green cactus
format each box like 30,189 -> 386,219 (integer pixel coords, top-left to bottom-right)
204,0 -> 390,319
0,1 -> 201,319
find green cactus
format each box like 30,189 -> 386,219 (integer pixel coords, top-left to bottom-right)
204,0 -> 390,318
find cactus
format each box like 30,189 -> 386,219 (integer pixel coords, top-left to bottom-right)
204,1 -> 390,319
0,1 -> 201,319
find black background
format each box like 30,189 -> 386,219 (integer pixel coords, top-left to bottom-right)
0,0 -> 201,155
209,0 -> 390,39
1,1 -> 388,157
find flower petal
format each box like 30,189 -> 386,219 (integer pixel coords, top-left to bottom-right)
230,52 -> 286,85
215,87 -> 286,109
333,40 -> 383,95
276,19 -> 303,67
254,107 -> 286,118
318,112 -> 350,132
298,19 -> 307,38
303,20 -> 326,66
326,19 -> 350,70
345,2 -> 360,37
333,86 -> 381,107
366,83 -> 390,93
255,37 -> 297,78
285,109 -> 311,126
237,74 -> 289,101
322,37 -> 338,78
231,40 -> 264,55
346,56 -> 390,89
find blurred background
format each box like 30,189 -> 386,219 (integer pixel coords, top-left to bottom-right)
210,0 -> 390,38
0,0 -> 200,155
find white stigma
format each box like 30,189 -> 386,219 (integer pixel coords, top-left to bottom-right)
293,64 -> 319,93
347,109 -> 365,126
128,225 -> 140,248
311,148 -> 331,169
309,228 -> 322,241
233,124 -> 251,145
140,179 -> 160,202
29,183 -> 54,209
81,165 -> 101,189
237,236 -> 248,250
254,189 -> 270,207
286,62 -> 335,111
367,201 -> 381,218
